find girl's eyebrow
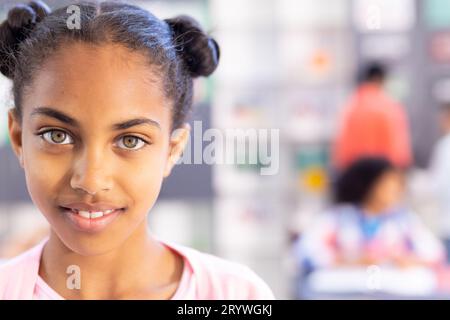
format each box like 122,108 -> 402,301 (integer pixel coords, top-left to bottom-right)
112,118 -> 161,131
30,106 -> 161,130
31,106 -> 78,127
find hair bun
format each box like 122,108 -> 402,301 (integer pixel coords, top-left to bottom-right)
0,1 -> 51,78
29,1 -> 51,22
7,4 -> 36,30
165,15 -> 220,78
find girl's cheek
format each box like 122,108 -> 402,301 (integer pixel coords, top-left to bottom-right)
23,159 -> 66,221
25,153 -> 69,196
128,156 -> 166,189
22,137 -> 70,195
122,151 -> 168,210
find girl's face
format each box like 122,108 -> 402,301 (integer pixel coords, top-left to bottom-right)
365,170 -> 404,214
7,42 -> 189,255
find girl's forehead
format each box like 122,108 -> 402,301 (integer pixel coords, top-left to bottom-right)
23,42 -> 171,128
38,42 -> 164,96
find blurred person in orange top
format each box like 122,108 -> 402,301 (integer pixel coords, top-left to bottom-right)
332,63 -> 412,171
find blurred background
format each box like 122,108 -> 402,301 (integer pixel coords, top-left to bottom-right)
2,0 -> 450,299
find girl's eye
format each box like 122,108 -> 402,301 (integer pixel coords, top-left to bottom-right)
116,136 -> 148,151
40,130 -> 74,145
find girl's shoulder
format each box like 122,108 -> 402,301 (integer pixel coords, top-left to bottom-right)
0,238 -> 275,300
0,239 -> 44,299
163,241 -> 275,300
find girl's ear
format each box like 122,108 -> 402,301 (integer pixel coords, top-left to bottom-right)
8,109 -> 24,168
163,123 -> 191,178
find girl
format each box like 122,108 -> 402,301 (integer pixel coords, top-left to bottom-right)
0,1 -> 274,299
297,157 -> 445,272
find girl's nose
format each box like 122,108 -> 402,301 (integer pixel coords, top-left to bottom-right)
70,147 -> 113,195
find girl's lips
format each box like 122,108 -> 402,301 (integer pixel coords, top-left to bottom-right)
59,206 -> 125,233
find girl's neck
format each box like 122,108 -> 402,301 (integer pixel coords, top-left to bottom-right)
39,221 -> 183,299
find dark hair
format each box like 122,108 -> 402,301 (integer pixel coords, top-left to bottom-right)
360,62 -> 386,84
0,1 -> 220,130
440,102 -> 450,113
333,157 -> 395,205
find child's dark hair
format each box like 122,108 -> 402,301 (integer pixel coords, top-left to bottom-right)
333,157 -> 395,205
440,102 -> 450,114
0,0 -> 220,130
359,61 -> 386,84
